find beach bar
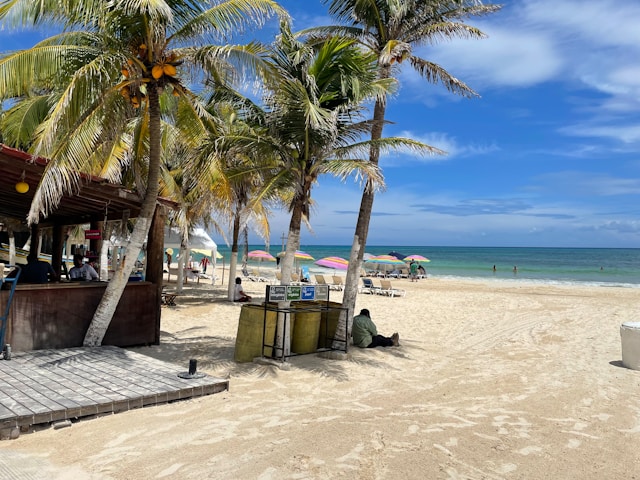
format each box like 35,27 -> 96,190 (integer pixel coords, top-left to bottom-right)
0,144 -> 171,352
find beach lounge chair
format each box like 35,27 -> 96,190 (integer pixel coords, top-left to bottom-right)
359,277 -> 381,294
315,274 -> 328,285
301,265 -> 312,283
379,279 -> 406,297
251,268 -> 269,282
332,275 -> 344,291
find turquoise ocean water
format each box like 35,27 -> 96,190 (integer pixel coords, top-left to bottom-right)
213,245 -> 640,288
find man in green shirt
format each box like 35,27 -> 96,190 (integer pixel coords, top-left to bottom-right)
351,309 -> 399,348
409,260 -> 418,282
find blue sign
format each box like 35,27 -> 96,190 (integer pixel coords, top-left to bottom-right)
301,285 -> 315,300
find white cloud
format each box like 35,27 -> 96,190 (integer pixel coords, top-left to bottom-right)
424,25 -> 563,89
379,131 -> 499,166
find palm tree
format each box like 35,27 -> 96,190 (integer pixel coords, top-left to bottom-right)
245,24 -> 439,356
191,101 -> 277,300
306,0 -> 502,331
0,0 -> 287,345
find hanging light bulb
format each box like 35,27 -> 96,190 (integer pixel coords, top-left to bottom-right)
15,171 -> 29,194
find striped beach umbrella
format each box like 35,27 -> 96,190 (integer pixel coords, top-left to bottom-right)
294,250 -> 315,261
314,256 -> 349,270
404,254 -> 430,263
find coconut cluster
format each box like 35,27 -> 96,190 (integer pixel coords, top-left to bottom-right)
119,44 -> 182,108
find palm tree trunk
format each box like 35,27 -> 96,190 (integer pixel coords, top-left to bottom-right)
228,210 -> 241,301
275,198 -> 303,359
83,85 -> 163,346
176,241 -> 187,291
336,91 -> 388,349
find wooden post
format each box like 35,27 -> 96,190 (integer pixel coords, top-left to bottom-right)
51,223 -> 64,279
89,220 -> 103,265
145,205 -> 166,344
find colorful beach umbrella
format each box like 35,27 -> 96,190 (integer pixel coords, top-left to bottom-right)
314,256 -> 349,270
294,250 -> 315,261
247,250 -> 275,274
404,254 -> 430,263
247,250 -> 276,261
367,255 -> 405,265
276,250 -> 315,260
364,255 -> 406,274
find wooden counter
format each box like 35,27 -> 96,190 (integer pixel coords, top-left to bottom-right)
1,281 -> 160,351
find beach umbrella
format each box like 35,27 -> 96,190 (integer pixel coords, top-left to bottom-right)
277,250 -> 315,273
247,250 -> 276,273
404,254 -> 430,263
192,248 -> 223,259
294,250 -> 315,261
364,255 -> 406,274
314,256 -> 349,270
247,250 -> 276,261
276,250 -> 315,260
370,255 -> 405,264
387,251 -> 407,260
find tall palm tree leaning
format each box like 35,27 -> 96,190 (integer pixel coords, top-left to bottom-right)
305,0 -> 502,341
0,0 -> 287,346
247,24 -> 438,356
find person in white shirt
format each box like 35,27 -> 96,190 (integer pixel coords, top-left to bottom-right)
234,277 -> 251,302
69,254 -> 99,281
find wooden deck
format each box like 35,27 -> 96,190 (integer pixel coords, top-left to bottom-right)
0,346 -> 228,437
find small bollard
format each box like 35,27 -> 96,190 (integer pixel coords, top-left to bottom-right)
3,344 -> 11,361
178,358 -> 204,379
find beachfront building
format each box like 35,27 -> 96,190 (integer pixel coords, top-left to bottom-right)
0,144 -> 174,351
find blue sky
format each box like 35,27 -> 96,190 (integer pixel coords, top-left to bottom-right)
265,0 -> 640,248
2,1 -> 639,248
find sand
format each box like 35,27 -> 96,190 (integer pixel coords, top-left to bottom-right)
1,271 -> 640,479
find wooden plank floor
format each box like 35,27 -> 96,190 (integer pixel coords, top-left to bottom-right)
0,346 -> 228,433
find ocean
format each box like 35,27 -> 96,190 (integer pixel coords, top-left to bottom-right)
213,245 -> 640,288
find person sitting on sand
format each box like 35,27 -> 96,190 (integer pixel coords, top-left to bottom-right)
234,277 -> 252,302
351,308 -> 399,348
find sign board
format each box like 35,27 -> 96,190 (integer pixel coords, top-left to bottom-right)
301,285 -> 316,300
268,286 -> 287,302
315,284 -> 329,301
286,286 -> 302,301
84,229 -> 102,240
266,284 -> 330,302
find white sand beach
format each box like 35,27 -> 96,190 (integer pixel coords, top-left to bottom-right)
2,271 -> 640,479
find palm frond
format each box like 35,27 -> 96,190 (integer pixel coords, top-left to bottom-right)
409,55 -> 478,97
